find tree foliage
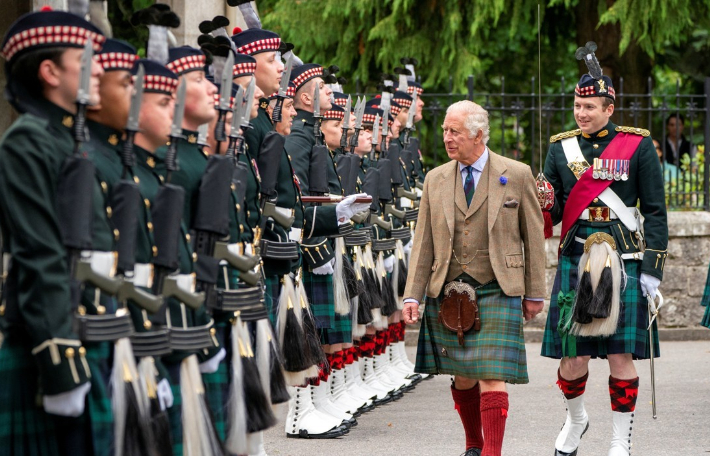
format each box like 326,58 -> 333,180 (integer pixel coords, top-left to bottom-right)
258,0 -> 710,94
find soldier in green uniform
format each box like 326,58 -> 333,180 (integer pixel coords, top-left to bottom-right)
541,44 -> 668,456
283,63 -> 371,438
83,38 -> 141,456
0,10 -> 106,455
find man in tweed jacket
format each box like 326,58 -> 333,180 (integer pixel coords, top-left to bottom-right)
402,100 -> 546,456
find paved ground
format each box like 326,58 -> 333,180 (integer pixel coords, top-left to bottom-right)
264,342 -> 710,456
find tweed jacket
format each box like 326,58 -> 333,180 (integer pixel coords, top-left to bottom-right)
403,151 -> 546,300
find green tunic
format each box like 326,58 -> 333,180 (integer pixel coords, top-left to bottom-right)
544,121 -> 668,279
0,99 -> 93,396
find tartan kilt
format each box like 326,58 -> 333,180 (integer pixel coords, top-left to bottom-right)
263,274 -> 282,328
700,263 -> 710,328
302,271 -> 335,329
201,323 -> 229,443
414,280 -> 529,384
164,361 -> 183,456
320,299 -> 353,345
541,225 -> 660,360
0,339 -> 61,456
84,341 -> 114,456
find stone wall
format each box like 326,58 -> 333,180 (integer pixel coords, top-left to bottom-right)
525,211 -> 710,331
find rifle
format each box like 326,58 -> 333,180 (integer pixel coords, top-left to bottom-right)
150,79 -> 206,317
212,51 -> 234,155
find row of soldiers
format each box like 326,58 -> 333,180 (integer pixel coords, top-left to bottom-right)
0,2 -> 431,456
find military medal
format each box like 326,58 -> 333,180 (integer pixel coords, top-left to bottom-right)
593,158 -> 600,179
600,159 -> 607,180
607,159 -> 614,180
621,160 -> 629,181
614,160 -> 621,181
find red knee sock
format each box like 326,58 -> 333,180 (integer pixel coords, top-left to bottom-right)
480,391 -> 509,456
451,384 -> 483,451
557,368 -> 588,399
609,376 -> 639,412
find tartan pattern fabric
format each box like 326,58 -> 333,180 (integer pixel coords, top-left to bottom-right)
2,25 -> 105,61
320,299 -> 353,345
164,363 -> 183,456
302,271 -> 335,329
0,340 -> 61,456
201,363 -> 227,442
414,280 -> 529,383
542,225 -> 660,360
263,275 -> 282,328
96,52 -> 137,71
609,376 -> 639,412
84,342 -> 114,456
557,369 -> 588,399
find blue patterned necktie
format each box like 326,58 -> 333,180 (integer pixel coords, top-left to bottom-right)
463,165 -> 475,206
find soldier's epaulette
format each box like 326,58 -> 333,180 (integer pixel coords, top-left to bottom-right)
615,126 -> 650,137
550,129 -> 582,143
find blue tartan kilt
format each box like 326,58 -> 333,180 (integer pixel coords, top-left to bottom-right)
320,299 -> 353,345
302,271 -> 335,330
0,338 -> 97,456
414,280 -> 529,384
84,341 -> 115,456
541,226 -> 660,360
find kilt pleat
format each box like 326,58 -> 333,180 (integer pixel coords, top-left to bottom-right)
302,271 -> 335,329
263,275 -> 281,328
320,299 -> 353,345
414,281 -> 528,384
541,225 -> 660,360
164,362 -> 183,456
0,340 -> 60,456
201,323 -> 229,443
84,341 -> 115,456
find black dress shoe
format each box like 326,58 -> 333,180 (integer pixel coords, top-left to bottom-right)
286,425 -> 348,439
461,448 -> 481,456
554,420 -> 589,456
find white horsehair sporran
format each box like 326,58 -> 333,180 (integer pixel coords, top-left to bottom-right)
567,232 -> 626,337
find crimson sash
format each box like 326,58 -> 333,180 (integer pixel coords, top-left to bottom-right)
559,132 -> 643,247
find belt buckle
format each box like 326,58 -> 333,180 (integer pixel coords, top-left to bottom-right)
588,207 -> 610,222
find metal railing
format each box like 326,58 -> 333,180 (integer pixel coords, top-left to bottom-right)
355,76 -> 710,210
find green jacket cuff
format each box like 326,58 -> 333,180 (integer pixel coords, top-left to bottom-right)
641,248 -> 667,280
300,238 -> 335,268
32,338 -> 91,396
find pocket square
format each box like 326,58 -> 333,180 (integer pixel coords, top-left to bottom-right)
503,199 -> 519,208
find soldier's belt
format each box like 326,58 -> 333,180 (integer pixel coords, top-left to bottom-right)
73,310 -> 134,342
130,328 -> 172,357
170,319 -> 218,352
404,208 -> 419,223
259,239 -> 299,260
331,223 -> 354,238
133,263 -> 154,288
211,285 -> 264,312
581,207 -> 619,222
235,301 -> 269,322
390,227 -> 411,240
372,239 -> 397,252
344,231 -> 370,247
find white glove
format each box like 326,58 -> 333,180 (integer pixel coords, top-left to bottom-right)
199,348 -> 226,374
336,193 -> 371,225
640,273 -> 661,299
403,239 -> 413,255
312,258 -> 335,275
157,378 -> 174,410
43,382 -> 91,417
383,255 -> 395,273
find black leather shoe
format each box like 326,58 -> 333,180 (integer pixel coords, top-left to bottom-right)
461,448 -> 481,456
286,425 -> 348,439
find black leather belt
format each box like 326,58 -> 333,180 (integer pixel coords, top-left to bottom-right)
404,209 -> 419,223
211,286 -> 264,312
389,227 -> 410,240
238,302 -> 269,322
131,328 -> 172,357
344,231 -> 370,246
372,239 -> 397,251
170,321 -> 217,352
259,239 -> 299,260
74,312 -> 134,342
